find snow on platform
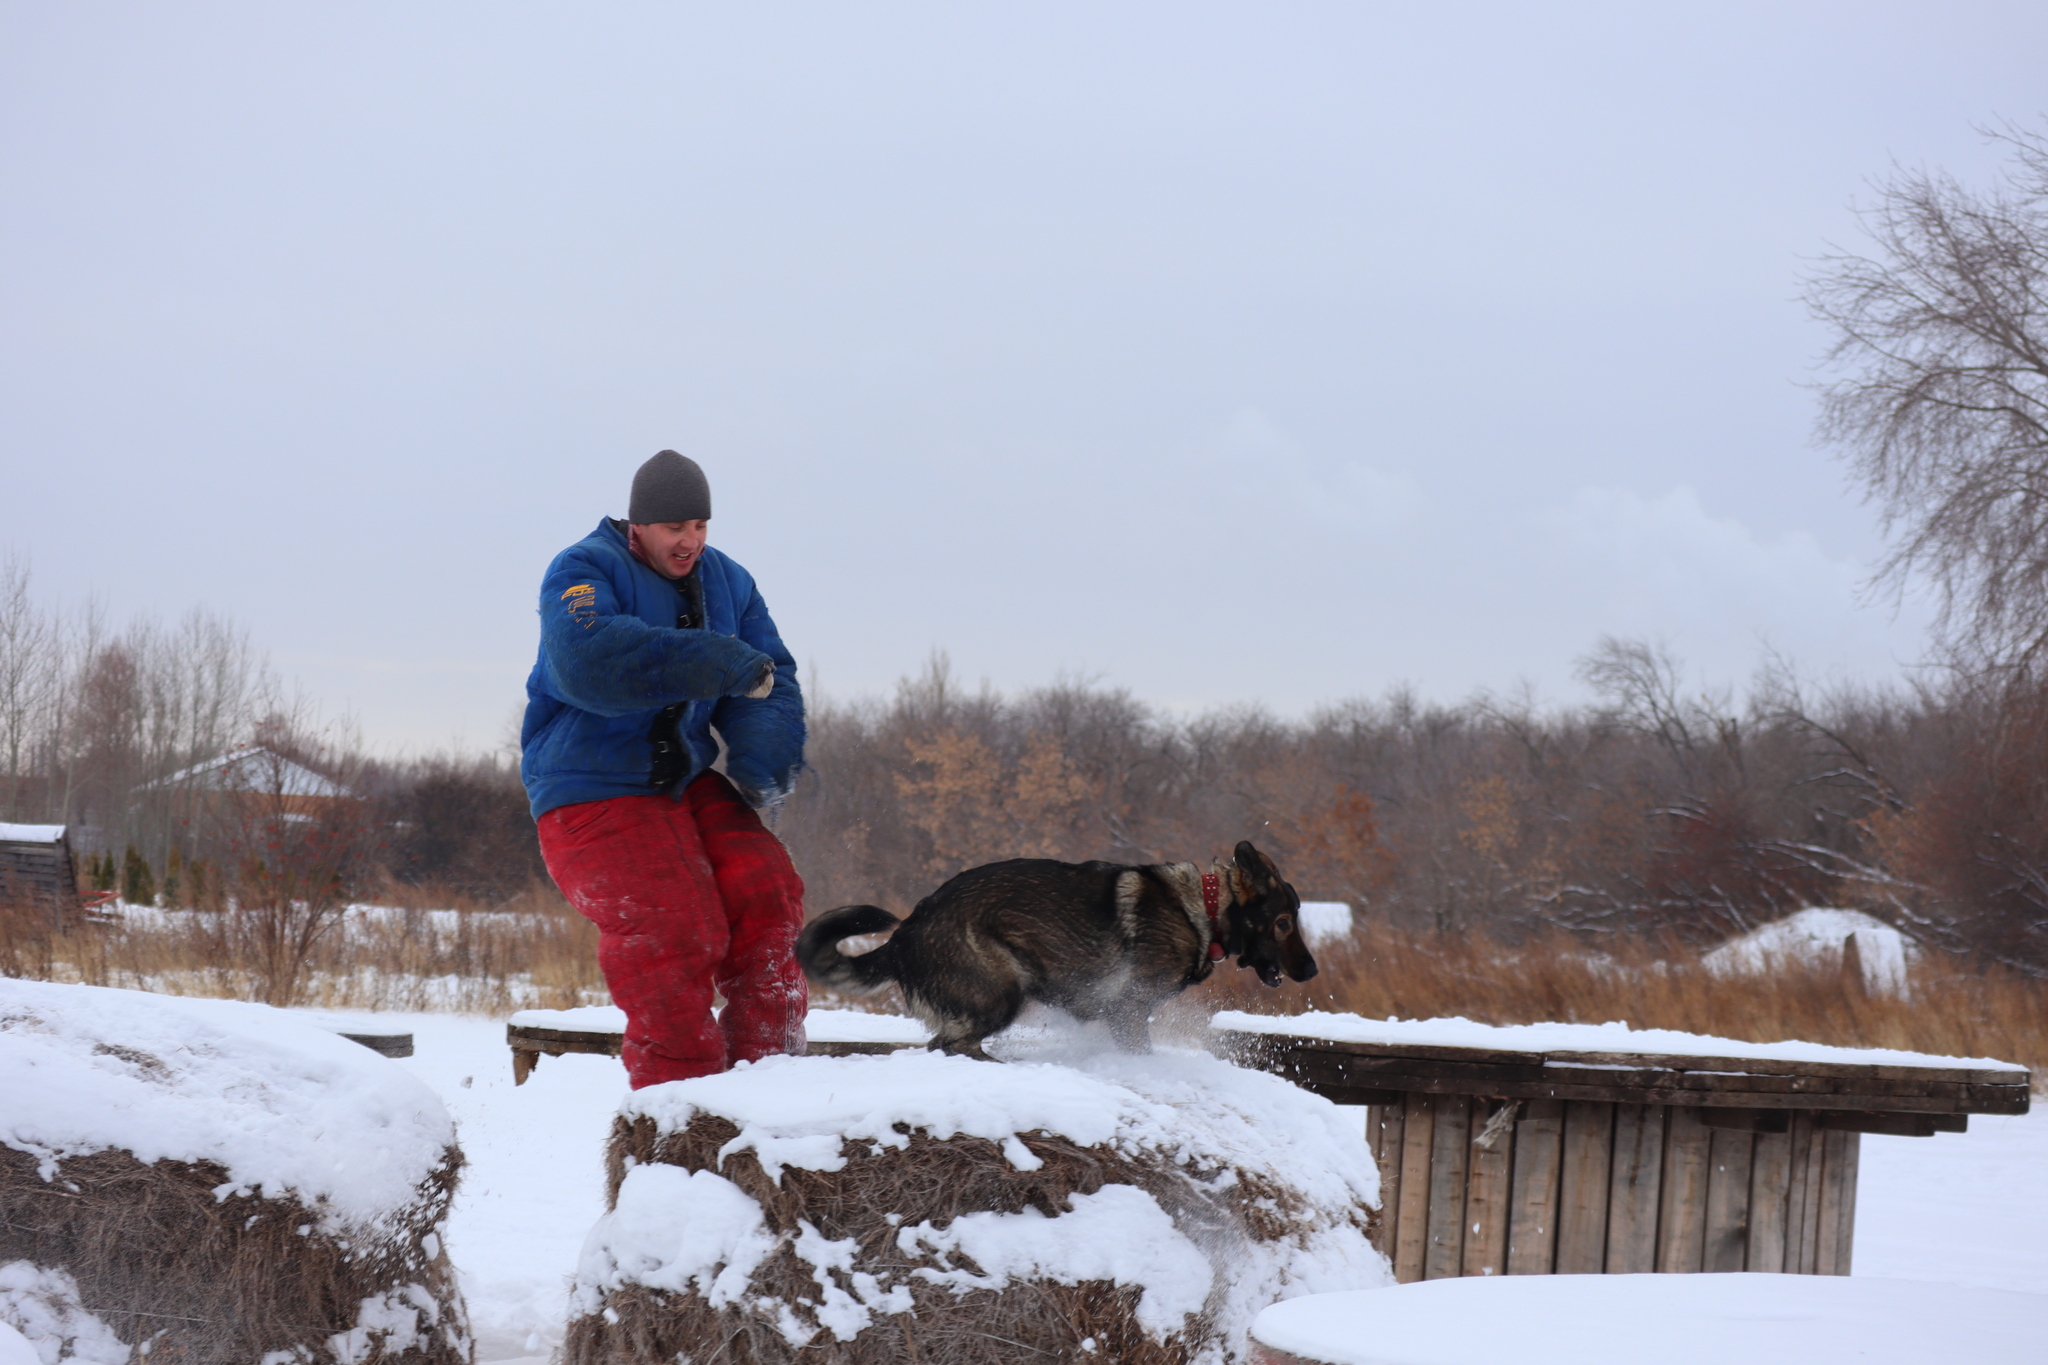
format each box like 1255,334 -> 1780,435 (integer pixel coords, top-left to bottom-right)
0,980 -> 453,1226
1249,1274 -> 2047,1365
507,1004 -> 930,1045
1212,1009 -> 2029,1074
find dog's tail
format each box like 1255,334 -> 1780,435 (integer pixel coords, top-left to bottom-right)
796,904 -> 902,995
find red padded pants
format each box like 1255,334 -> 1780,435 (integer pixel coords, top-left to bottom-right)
537,773 -> 808,1088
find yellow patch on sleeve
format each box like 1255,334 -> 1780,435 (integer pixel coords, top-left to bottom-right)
560,584 -> 596,600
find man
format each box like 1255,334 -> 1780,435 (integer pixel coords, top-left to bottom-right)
521,449 -> 808,1088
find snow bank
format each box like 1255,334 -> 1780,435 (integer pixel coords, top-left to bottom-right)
0,1264 -> 124,1365
1213,1009 -> 2028,1074
0,980 -> 453,1225
1297,902 -> 1353,949
1705,906 -> 1915,993
0,826 -> 63,845
1250,1274 -> 2048,1365
572,1037 -> 1388,1363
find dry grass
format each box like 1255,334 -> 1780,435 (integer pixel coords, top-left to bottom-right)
34,880 -> 607,1013
1192,926 -> 2048,1081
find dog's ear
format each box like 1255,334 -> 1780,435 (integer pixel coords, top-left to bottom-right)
1234,840 -> 1282,886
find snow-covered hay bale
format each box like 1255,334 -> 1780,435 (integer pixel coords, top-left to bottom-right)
566,1042 -> 1388,1365
0,981 -> 468,1364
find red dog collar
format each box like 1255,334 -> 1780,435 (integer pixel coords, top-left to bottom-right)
1201,872 -> 1225,960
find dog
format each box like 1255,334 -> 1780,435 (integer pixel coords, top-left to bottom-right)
796,840 -> 1317,1057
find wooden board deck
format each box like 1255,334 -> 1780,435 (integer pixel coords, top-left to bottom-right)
1216,1030 -> 2030,1118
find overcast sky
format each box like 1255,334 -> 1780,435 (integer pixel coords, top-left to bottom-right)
5,3 -> 2044,753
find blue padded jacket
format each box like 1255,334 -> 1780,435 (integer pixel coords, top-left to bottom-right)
519,518 -> 805,818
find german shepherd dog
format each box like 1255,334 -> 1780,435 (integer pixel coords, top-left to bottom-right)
797,841 -> 1317,1057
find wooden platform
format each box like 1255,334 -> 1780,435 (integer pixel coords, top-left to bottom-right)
1212,1021 -> 2031,1281
505,1010 -> 924,1083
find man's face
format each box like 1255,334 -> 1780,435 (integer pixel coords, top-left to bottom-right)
629,520 -> 709,579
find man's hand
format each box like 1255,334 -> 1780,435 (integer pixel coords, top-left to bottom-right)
744,661 -> 775,699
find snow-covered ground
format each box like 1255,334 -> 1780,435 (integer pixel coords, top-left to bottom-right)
295,1010 -> 2046,1363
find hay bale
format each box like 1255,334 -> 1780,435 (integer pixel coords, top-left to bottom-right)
0,981 -> 469,1364
566,1041 -> 1389,1365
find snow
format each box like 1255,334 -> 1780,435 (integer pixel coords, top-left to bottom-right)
0,1324 -> 30,1365
1213,1009 -> 2029,1074
1705,907 -> 1915,993
898,1183 -> 1215,1336
1248,1274 -> 2047,1364
7,999 -> 2042,1363
0,1264 -> 126,1365
0,981 -> 454,1227
0,825 -> 63,844
312,1015 -> 2048,1364
508,1005 -> 931,1044
1856,1110 -> 2048,1295
1297,902 -> 1354,949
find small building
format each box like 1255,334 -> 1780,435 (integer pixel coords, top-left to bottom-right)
0,823 -> 81,932
144,745 -> 358,822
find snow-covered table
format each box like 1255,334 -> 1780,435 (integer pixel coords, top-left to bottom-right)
1246,1274 -> 2047,1365
504,1006 -> 929,1083
1212,1012 -> 2032,1283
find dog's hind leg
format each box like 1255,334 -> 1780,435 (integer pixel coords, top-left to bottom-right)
1106,1002 -> 1154,1054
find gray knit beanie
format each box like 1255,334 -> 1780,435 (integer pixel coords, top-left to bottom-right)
628,450 -> 712,524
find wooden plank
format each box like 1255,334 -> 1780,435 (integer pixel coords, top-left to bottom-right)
1785,1112 -> 1824,1274
1555,1101 -> 1615,1274
1273,1050 -> 1551,1087
1656,1105 -> 1713,1272
1216,1030 -> 2031,1087
1373,1102 -> 1405,1259
1462,1099 -> 1515,1277
1393,1090 -> 1433,1283
1701,1126 -> 1754,1273
1244,1059 -> 2025,1115
1423,1094 -> 1472,1280
507,1024 -> 623,1056
1225,1035 -> 2031,1113
1216,1033 -> 1549,1067
1814,1110 -> 1966,1136
1604,1103 -> 1664,1273
1700,1107 -> 1791,1133
1506,1098 -> 1564,1275
1746,1127 -> 1791,1273
1539,1064 -> 1982,1102
1536,1048 -> 2028,1088
1816,1129 -> 1860,1276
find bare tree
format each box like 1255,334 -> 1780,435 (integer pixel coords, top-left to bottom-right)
0,554 -> 61,821
1806,121 -> 2048,678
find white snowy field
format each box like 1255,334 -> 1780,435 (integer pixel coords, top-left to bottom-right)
310,1011 -> 2047,1363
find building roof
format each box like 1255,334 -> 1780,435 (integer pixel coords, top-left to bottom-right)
146,746 -> 356,800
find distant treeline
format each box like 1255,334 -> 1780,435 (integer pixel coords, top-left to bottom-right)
780,650 -> 2048,975
5,544 -> 2045,974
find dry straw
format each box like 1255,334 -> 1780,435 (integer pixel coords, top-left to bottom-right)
0,1143 -> 468,1364
566,1112 -> 1374,1365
